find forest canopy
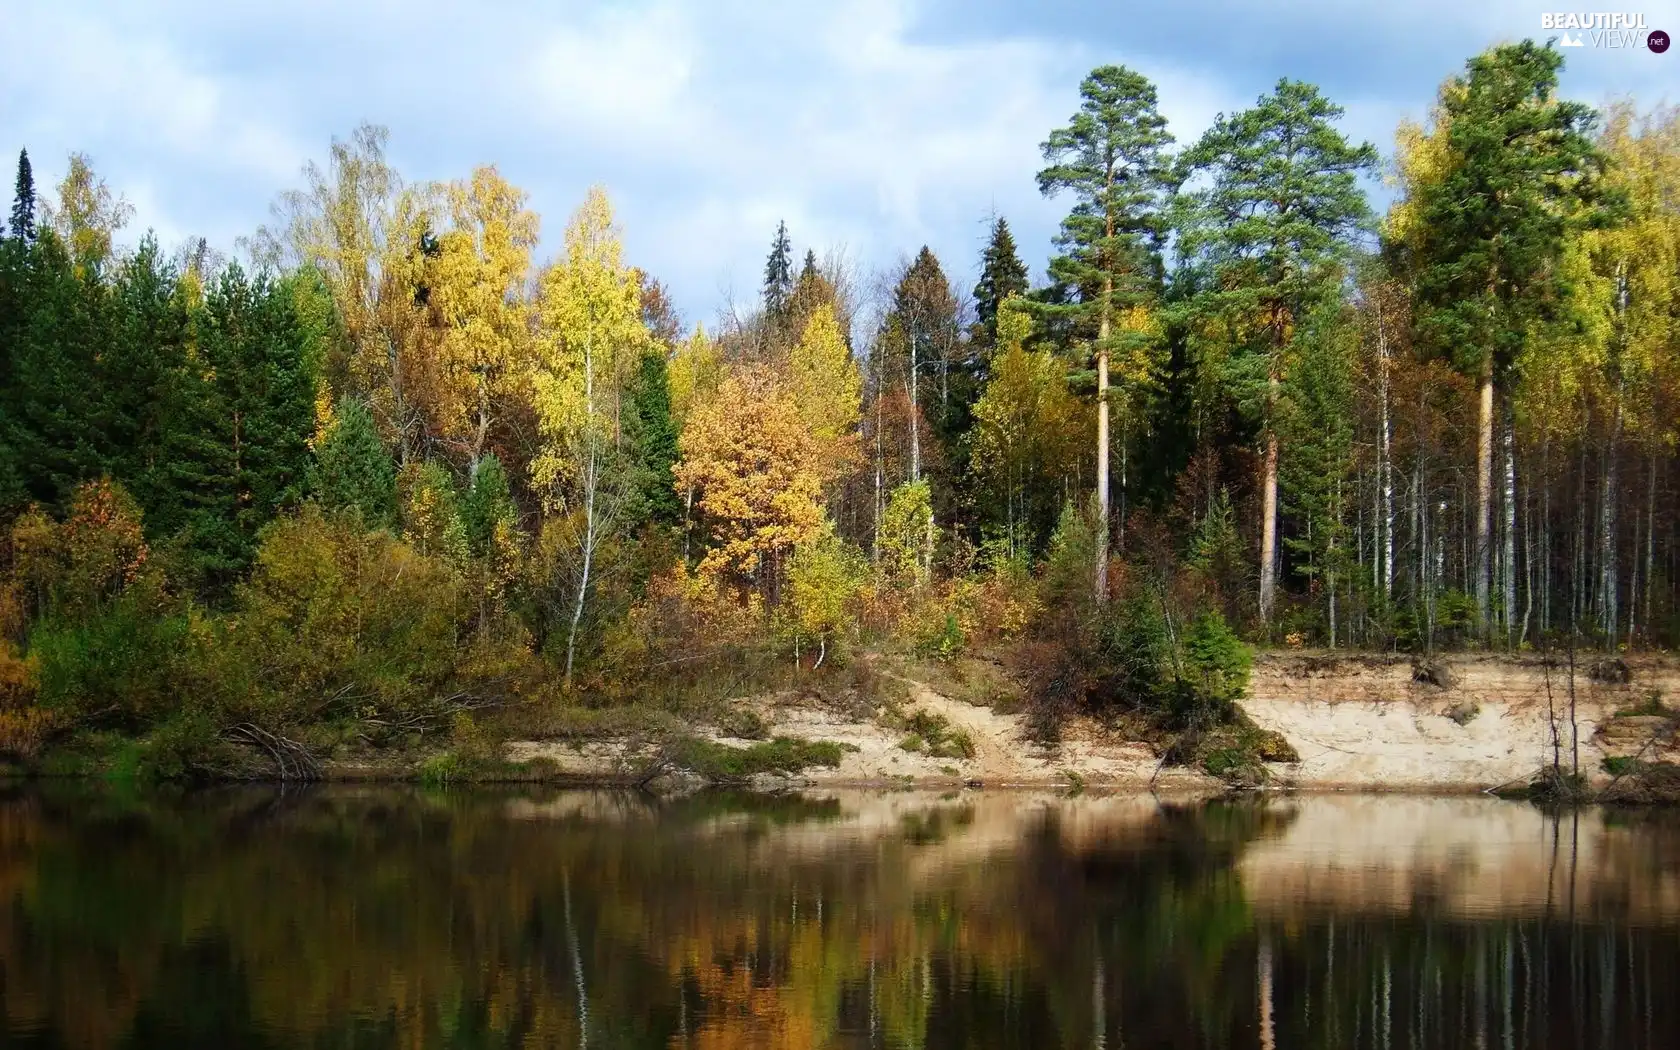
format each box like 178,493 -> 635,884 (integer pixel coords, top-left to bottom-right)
1,40 -> 1676,775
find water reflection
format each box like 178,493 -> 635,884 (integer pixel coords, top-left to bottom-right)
0,785 -> 1677,1048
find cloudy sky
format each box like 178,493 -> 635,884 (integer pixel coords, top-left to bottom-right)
3,0 -> 1674,329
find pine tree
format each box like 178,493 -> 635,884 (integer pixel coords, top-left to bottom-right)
763,220 -> 793,323
1178,78 -> 1376,625
9,150 -> 35,244
1037,64 -> 1176,603
1393,41 -> 1613,639
972,215 -> 1029,351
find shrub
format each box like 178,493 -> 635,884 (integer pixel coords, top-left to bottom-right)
136,707 -> 233,783
219,504 -> 470,729
0,705 -> 58,760
31,587 -> 191,728
663,736 -> 853,783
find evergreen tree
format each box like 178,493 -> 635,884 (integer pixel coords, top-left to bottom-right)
631,347 -> 682,526
1392,41 -> 1613,638
762,220 -> 793,322
312,398 -> 396,529
9,150 -> 35,244
972,215 -> 1029,351
461,453 -> 516,557
3,230 -> 109,506
1178,78 -> 1376,625
1038,64 -> 1177,603
101,236 -> 192,520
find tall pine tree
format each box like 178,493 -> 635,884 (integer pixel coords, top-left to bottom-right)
1179,78 -> 1376,625
1392,41 -> 1612,639
1038,64 -> 1176,603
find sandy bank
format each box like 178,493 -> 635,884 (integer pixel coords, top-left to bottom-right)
501,652 -> 1680,793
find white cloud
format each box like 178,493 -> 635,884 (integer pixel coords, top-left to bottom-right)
9,0 -> 1660,329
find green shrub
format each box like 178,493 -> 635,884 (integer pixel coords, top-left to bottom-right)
664,736 -> 853,782
32,591 -> 191,728
135,708 -> 232,783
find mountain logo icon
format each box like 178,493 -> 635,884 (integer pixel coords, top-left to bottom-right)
1559,32 -> 1585,46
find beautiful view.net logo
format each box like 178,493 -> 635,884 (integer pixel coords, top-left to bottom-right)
1539,12 -> 1670,50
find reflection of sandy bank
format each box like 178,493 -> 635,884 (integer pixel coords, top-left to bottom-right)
1238,796 -> 1680,922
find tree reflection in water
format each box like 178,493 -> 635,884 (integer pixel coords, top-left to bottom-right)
0,785 -> 1677,1048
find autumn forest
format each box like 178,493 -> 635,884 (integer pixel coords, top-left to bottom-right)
1,40 -> 1677,778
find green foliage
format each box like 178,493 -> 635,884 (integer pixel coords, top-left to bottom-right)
1182,611 -> 1251,709
311,399 -> 396,529
399,460 -> 470,567
31,590 -> 191,729
1179,79 -> 1377,342
1402,41 -> 1615,381
1044,499 -> 1099,615
1037,65 -> 1174,362
972,216 -> 1029,350
879,481 -> 934,585
135,707 -> 233,783
10,149 -> 36,243
216,503 -> 470,730
664,735 -> 853,783
786,520 -> 866,657
631,348 -> 682,526
460,454 -> 516,557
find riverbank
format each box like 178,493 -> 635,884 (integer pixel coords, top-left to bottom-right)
13,651 -> 1680,797
492,651 -> 1680,795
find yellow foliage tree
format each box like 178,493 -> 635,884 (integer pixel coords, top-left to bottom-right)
788,304 -> 862,482
785,520 -> 866,666
675,367 -> 824,591
971,296 -> 1084,556
529,187 -> 651,683
427,166 -> 539,467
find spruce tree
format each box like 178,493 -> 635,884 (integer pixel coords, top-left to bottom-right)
312,397 -> 397,529
972,215 -> 1029,350
9,150 -> 35,244
461,453 -> 516,557
632,347 -> 682,526
762,220 -> 793,323
4,229 -> 109,506
102,236 -> 192,522
1038,64 -> 1177,603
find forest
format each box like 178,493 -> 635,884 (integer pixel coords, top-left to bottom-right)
0,39 -> 1677,779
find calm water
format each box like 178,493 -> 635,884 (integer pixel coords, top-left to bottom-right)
1,786 -> 1678,1049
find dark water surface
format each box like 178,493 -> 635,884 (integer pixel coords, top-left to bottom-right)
1,786 -> 1678,1049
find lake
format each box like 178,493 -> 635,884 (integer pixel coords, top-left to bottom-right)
0,786 -> 1677,1048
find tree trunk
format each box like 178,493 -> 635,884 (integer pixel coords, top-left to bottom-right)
565,442 -> 597,687
1377,300 -> 1394,600
1259,372 -> 1280,625
1504,404 -> 1517,649
1476,361 -> 1494,640
1095,285 -> 1110,605
1599,394 -> 1623,643
907,332 -> 921,484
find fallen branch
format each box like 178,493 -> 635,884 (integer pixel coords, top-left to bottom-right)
225,722 -> 321,782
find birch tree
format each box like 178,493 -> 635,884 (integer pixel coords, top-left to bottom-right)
531,188 -> 650,684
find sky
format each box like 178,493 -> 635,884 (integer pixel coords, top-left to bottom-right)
2,0 -> 1675,333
